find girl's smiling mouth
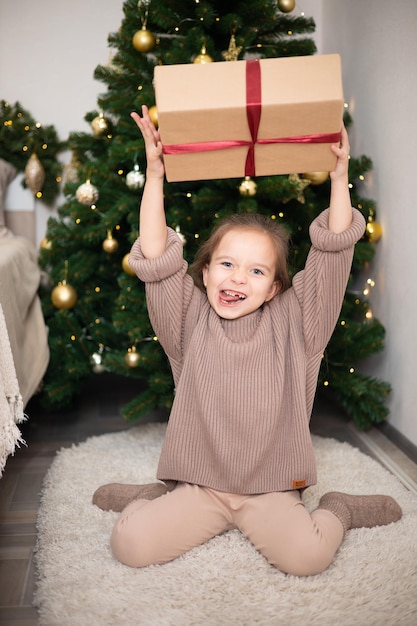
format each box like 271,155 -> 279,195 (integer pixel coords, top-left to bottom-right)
219,290 -> 247,305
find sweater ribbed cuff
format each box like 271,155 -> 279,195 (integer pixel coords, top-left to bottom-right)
128,228 -> 186,282
309,208 -> 366,252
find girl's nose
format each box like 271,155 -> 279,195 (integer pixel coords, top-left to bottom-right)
232,269 -> 246,284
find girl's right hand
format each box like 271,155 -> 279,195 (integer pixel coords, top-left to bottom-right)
131,105 -> 165,179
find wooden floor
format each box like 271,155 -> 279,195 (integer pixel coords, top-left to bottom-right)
1,374 -> 417,625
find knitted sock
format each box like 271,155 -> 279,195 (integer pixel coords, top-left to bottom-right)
318,491 -> 402,534
92,482 -> 169,512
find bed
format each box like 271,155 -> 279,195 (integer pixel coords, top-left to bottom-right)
0,157 -> 49,474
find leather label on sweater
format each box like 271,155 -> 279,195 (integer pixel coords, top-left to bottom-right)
292,479 -> 306,489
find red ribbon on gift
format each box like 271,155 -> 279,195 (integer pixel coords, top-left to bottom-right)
162,60 -> 341,177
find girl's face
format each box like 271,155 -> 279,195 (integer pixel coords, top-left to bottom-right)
202,227 -> 280,319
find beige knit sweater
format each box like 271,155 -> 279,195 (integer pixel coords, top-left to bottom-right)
129,208 -> 365,494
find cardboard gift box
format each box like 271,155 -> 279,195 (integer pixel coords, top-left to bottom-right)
154,54 -> 344,182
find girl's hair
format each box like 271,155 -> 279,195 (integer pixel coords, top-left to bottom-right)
189,213 -> 291,294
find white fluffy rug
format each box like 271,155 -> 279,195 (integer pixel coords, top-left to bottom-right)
34,423 -> 417,626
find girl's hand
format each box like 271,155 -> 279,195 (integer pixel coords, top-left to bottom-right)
330,123 -> 350,181
131,105 -> 165,179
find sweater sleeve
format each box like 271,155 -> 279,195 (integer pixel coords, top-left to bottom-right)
292,207 -> 366,357
128,228 -> 196,367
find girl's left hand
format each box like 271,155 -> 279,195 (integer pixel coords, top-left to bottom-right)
330,124 -> 350,181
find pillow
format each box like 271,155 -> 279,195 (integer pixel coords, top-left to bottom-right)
0,158 -> 17,237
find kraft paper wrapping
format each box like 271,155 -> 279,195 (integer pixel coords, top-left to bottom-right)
154,54 -> 344,182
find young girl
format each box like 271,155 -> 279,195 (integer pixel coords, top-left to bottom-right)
94,106 -> 401,576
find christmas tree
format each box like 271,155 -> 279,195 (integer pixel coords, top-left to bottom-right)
38,0 -> 390,430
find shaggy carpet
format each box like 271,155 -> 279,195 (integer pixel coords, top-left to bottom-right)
35,423 -> 417,626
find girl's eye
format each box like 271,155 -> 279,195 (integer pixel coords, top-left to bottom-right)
252,268 -> 264,276
221,261 -> 233,268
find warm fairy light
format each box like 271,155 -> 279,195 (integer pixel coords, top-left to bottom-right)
344,102 -> 349,109
95,287 -> 101,292
115,224 -> 121,230
367,278 -> 375,287
35,122 -> 41,128
71,335 -> 76,341
186,192 -> 192,198
278,212 -> 284,218
153,336 -> 158,341
42,143 -> 48,149
340,320 -> 346,326
195,233 -> 200,238
348,183 -> 353,189
91,205 -> 97,210
359,175 -> 365,181
118,169 -> 124,175
76,218 -> 81,224
365,310 -> 373,320
36,191 -> 42,198
24,125 -> 30,131
95,318 -> 101,324
349,368 -> 355,374
22,145 -> 28,151
323,381 -> 329,386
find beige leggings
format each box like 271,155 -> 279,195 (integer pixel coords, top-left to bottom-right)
110,483 -> 344,576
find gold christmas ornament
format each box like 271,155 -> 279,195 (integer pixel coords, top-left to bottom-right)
125,346 -> 140,368
122,253 -> 136,275
278,0 -> 296,13
302,171 -> 329,185
102,230 -> 119,254
366,219 -> 382,243
148,105 -> 158,128
76,180 -> 99,205
222,34 -> 242,62
91,112 -> 112,137
194,44 -> 213,64
25,153 -> 45,195
40,237 -> 52,250
126,164 -> 145,189
132,27 -> 156,53
286,173 -> 310,204
51,280 -> 78,309
239,176 -> 257,196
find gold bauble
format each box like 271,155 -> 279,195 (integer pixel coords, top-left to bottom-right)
239,176 -> 257,196
278,0 -> 296,13
194,45 -> 213,64
91,113 -> 112,137
76,180 -> 99,205
40,237 -> 52,250
25,153 -> 45,195
102,231 -> 119,253
148,105 -> 158,128
132,27 -> 156,53
302,171 -> 329,185
125,346 -> 140,368
51,281 -> 78,309
366,220 -> 382,243
122,253 -> 136,276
